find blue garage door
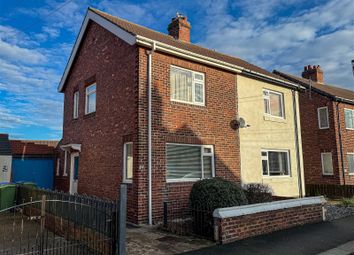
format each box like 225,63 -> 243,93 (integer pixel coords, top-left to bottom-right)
12,157 -> 54,189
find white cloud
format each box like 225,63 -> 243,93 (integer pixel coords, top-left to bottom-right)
199,0 -> 354,88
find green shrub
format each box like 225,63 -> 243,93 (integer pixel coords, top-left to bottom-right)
341,196 -> 354,207
244,183 -> 273,204
189,177 -> 248,237
189,177 -> 248,210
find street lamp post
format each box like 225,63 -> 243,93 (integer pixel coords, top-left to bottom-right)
352,60 -> 354,76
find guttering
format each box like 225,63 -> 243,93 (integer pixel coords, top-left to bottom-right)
146,41 -> 156,225
136,35 -> 301,90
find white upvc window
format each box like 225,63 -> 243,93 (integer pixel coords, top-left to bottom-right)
123,142 -> 133,183
347,153 -> 354,175
317,107 -> 329,129
170,66 -> 205,106
263,89 -> 285,118
85,83 -> 96,114
261,149 -> 290,176
345,109 -> 354,130
63,151 -> 68,176
56,158 -> 60,176
73,91 -> 79,119
166,143 -> 214,182
321,152 -> 333,175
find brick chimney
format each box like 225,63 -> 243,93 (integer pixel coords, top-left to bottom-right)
168,13 -> 191,42
302,65 -> 324,83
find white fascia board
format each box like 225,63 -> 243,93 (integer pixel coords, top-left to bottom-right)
213,196 -> 326,219
57,10 -> 136,92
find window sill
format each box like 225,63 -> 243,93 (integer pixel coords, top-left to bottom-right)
263,115 -> 286,123
170,100 -> 205,109
83,112 -> 96,119
122,180 -> 132,184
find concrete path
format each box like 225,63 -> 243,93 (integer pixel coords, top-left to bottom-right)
126,225 -> 213,255
182,216 -> 354,255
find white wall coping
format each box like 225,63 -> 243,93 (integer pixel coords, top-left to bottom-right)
213,196 -> 326,219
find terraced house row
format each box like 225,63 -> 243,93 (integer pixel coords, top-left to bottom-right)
54,7 -> 354,224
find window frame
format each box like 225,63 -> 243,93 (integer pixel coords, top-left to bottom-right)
321,152 -> 334,176
347,153 -> 354,175
166,143 -> 215,183
344,108 -> 354,130
85,83 -> 96,115
261,149 -> 291,177
123,142 -> 133,183
317,106 -> 329,129
73,90 -> 79,119
56,158 -> 60,176
170,65 -> 205,106
263,89 -> 285,119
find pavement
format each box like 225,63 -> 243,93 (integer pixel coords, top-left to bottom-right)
182,216 -> 354,255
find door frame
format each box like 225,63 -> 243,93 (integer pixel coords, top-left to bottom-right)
69,152 -> 79,194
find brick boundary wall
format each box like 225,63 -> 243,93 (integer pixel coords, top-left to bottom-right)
213,197 -> 326,244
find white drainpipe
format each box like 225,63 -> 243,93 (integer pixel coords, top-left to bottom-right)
147,41 -> 156,225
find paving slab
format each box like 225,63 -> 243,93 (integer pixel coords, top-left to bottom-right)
182,216 -> 354,255
126,225 -> 213,255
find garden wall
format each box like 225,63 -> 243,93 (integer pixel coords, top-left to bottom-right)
213,197 -> 325,244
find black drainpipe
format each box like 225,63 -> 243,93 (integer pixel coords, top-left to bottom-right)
336,101 -> 346,185
292,90 -> 303,197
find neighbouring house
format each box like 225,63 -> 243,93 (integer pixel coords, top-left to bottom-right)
238,76 -> 305,197
56,7 -> 305,224
0,133 -> 58,188
275,66 -> 354,186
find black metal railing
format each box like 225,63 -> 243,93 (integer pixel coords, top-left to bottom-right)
0,184 -> 127,255
162,200 -> 214,240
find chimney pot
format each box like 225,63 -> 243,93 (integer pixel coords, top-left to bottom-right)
302,64 -> 324,83
168,12 -> 191,42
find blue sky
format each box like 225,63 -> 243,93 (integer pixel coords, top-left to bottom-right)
1,0 -> 354,140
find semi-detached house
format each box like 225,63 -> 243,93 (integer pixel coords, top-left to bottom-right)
275,66 -> 354,187
55,7 -> 305,224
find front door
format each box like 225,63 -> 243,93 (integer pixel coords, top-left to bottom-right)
69,153 -> 79,194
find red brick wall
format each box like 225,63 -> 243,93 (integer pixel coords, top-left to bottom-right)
56,21 -> 139,222
137,48 -> 240,223
215,203 -> 323,244
299,90 -> 340,185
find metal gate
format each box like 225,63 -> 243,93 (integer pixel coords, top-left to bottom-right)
0,185 -> 127,255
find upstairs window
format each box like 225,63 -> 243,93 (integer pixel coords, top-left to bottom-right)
85,83 -> 96,114
73,91 -> 79,119
321,152 -> 333,175
262,150 -> 290,176
317,107 -> 329,129
263,89 -> 284,118
170,66 -> 205,106
166,144 -> 214,182
345,109 -> 354,130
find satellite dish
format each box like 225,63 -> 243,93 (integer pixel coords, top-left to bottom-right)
230,118 -> 250,130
